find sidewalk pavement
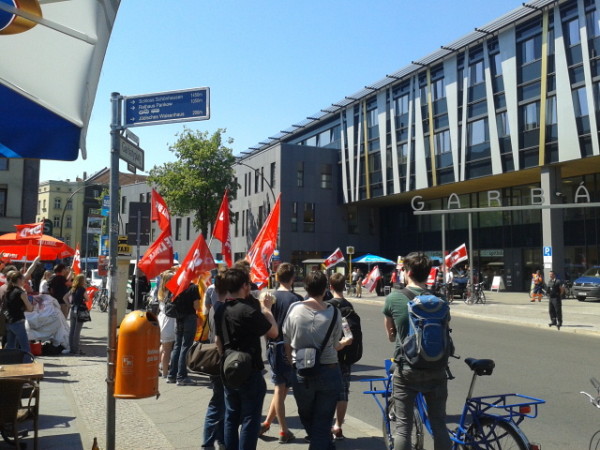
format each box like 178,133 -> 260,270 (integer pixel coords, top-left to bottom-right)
9,290 -> 600,450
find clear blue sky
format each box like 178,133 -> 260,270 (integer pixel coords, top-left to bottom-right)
40,0 -> 523,182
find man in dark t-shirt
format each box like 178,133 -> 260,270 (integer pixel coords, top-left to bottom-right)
215,268 -> 277,450
48,263 -> 71,318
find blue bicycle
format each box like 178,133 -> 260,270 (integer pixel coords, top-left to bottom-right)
363,358 -> 545,449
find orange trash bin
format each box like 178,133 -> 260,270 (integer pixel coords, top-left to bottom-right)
114,310 -> 160,399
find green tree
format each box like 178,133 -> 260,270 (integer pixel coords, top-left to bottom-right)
148,128 -> 238,236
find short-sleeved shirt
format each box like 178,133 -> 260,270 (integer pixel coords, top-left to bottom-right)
215,297 -> 272,370
48,274 -> 69,305
174,284 -> 200,317
382,286 -> 426,363
5,287 -> 26,323
283,302 -> 342,365
269,289 -> 302,342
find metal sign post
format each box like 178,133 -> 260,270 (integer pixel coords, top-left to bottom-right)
106,87 -> 210,450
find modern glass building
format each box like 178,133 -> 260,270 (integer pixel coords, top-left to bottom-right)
232,0 -> 600,291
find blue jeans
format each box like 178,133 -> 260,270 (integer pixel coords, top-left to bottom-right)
292,364 -> 342,450
69,310 -> 84,353
168,314 -> 196,380
202,375 -> 225,447
223,370 -> 266,450
6,320 -> 32,361
392,366 -> 451,450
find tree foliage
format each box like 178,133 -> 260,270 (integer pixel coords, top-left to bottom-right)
148,128 -> 238,236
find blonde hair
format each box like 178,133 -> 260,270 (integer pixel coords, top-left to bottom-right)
71,274 -> 86,292
157,270 -> 175,302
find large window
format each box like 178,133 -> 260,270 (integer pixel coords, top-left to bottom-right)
303,203 -> 315,233
521,35 -> 542,64
546,97 -> 558,125
468,118 -> 488,146
565,18 -> 580,46
53,216 -> 60,228
497,112 -> 510,137
270,162 -> 276,189
573,87 -> 589,117
432,78 -> 445,101
522,102 -> 540,130
394,95 -> 409,116
469,61 -> 484,86
54,197 -> 61,210
66,216 -> 72,229
435,130 -> 451,154
175,218 -> 182,241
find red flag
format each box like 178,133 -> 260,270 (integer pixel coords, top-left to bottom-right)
324,247 -> 344,269
14,221 -> 44,240
71,244 -> 81,275
152,189 -> 171,232
362,265 -> 381,292
445,244 -> 468,269
166,233 -> 216,299
246,194 -> 281,288
390,270 -> 398,284
212,190 -> 232,267
138,229 -> 174,279
426,266 -> 439,287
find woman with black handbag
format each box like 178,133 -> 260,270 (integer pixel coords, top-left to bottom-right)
67,274 -> 89,355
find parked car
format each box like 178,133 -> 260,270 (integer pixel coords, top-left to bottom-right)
573,267 -> 600,302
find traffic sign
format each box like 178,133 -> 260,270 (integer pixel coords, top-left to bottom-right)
118,135 -> 144,171
543,246 -> 552,257
123,87 -> 210,127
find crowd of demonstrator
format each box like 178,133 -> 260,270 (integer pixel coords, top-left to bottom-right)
0,258 -> 90,356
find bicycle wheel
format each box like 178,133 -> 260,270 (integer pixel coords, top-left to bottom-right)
99,294 -> 108,312
590,429 -> 600,450
381,397 -> 424,450
480,290 -> 487,304
466,417 -> 528,449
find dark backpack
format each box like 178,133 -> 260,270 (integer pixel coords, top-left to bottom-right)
401,288 -> 454,370
327,298 -> 363,365
163,293 -> 178,318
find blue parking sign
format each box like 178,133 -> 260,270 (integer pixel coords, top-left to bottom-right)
543,246 -> 552,257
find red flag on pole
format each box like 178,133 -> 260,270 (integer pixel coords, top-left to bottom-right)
166,234 -> 216,299
246,194 -> 281,288
71,243 -> 81,275
324,247 -> 344,269
362,265 -> 381,292
14,222 -> 44,240
212,190 -> 232,267
138,229 -> 174,279
445,244 -> 468,269
151,189 -> 171,232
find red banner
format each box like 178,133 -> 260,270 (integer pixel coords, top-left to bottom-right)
166,234 -> 216,299
362,265 -> 381,292
445,244 -> 468,269
151,189 -> 171,232
324,247 -> 344,269
71,243 -> 81,275
14,221 -> 44,240
212,190 -> 232,267
246,194 -> 281,288
138,229 -> 174,279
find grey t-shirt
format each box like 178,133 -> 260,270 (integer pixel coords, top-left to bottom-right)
283,302 -> 342,365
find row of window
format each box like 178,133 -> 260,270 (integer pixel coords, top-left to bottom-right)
241,162 -> 277,197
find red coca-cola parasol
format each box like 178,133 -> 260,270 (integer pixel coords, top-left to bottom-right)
0,233 -> 75,261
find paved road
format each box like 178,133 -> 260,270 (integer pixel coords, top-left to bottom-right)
11,289 -> 600,449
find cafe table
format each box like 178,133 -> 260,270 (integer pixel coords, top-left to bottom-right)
0,362 -> 44,380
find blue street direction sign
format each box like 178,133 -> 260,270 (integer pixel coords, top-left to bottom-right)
123,87 -> 210,127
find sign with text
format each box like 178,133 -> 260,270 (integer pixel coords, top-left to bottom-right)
118,135 -> 144,171
123,87 -> 210,127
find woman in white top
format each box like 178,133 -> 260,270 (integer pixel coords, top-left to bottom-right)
283,270 -> 352,449
157,270 -> 176,378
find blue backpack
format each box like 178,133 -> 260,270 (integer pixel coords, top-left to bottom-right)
401,289 -> 454,370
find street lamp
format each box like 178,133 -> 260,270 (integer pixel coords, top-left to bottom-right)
234,160 -> 276,207
59,183 -> 103,244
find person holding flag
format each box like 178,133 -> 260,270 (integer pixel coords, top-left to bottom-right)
166,233 -> 216,386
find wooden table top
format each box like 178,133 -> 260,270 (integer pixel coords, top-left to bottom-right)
0,362 -> 44,380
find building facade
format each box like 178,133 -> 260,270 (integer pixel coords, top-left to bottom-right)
233,0 -> 600,291
0,158 -> 39,234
